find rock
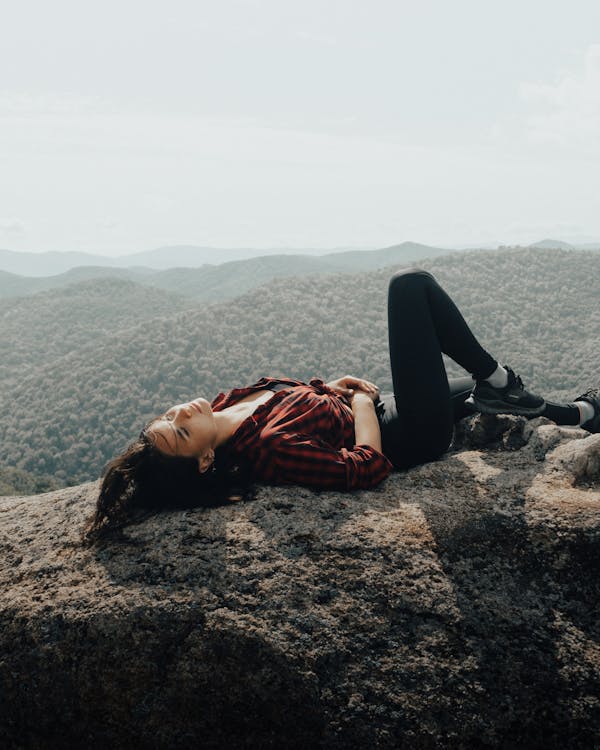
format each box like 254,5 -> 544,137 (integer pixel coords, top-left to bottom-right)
452,413 -> 528,451
1,418 -> 599,749
546,434 -> 600,483
523,418 -> 589,461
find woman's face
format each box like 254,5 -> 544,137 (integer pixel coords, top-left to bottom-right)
147,398 -> 217,472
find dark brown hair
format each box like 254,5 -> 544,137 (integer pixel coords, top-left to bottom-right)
83,431 -> 253,544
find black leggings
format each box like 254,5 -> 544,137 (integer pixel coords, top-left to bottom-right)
379,268 -> 500,469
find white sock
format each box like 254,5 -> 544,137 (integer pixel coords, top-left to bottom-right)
485,364 -> 509,389
574,400 -> 595,425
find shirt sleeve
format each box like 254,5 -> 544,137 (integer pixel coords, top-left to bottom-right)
256,430 -> 393,491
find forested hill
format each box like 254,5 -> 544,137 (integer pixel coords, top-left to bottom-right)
1,247 -> 598,491
0,278 -> 192,390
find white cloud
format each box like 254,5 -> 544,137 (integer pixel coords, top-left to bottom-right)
519,44 -> 600,148
0,217 -> 25,233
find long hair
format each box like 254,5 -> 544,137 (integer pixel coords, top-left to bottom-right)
83,431 -> 253,544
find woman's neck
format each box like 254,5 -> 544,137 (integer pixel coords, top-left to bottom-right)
212,389 -> 276,447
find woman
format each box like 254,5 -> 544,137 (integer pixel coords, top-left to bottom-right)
85,269 -> 599,542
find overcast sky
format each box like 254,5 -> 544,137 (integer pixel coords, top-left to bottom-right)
1,0 -> 600,256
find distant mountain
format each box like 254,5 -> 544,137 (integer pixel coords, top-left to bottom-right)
125,244 -> 376,269
4,238 -> 599,278
0,244 -> 375,277
528,239 -> 576,250
0,248 -> 120,277
0,242 -> 452,300
325,241 -> 453,269
0,266 -> 159,298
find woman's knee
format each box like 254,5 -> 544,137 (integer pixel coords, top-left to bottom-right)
388,267 -> 435,294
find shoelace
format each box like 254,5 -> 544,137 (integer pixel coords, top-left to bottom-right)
513,373 -> 524,390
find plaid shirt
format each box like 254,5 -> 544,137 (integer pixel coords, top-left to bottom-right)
211,377 -> 393,491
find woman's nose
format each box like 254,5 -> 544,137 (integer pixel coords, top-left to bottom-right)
171,405 -> 191,421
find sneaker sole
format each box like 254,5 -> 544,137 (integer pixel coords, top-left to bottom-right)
466,395 -> 546,417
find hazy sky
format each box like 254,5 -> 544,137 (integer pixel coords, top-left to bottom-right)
2,0 -> 600,255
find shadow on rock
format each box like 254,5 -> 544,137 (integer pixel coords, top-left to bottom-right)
416,449 -> 600,748
0,602 -> 322,750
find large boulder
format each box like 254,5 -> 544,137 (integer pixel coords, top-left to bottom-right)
1,417 -> 599,749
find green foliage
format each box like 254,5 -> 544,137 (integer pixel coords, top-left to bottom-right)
0,247 -> 598,490
0,465 -> 59,496
0,278 -> 192,390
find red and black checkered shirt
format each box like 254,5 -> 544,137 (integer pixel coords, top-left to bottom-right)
211,377 -> 393,491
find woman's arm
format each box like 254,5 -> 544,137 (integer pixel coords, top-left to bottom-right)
351,391 -> 382,453
326,375 -> 379,399
257,430 -> 392,490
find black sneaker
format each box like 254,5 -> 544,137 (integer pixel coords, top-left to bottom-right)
574,387 -> 600,433
466,365 -> 546,417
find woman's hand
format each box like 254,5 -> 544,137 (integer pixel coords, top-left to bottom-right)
326,375 -> 380,402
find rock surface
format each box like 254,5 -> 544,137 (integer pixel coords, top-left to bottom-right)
1,416 -> 599,749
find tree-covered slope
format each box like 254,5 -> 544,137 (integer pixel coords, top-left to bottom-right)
1,248 -> 598,488
0,278 -> 192,389
0,466 -> 59,496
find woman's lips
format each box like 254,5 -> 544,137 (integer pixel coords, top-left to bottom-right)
191,401 -> 203,414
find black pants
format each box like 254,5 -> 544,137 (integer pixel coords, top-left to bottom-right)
379,268 -> 498,469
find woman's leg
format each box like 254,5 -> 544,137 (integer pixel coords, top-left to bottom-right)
378,372 -> 477,469
383,268 -> 499,468
382,269 -> 597,469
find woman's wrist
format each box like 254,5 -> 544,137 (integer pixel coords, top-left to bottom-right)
350,391 -> 377,407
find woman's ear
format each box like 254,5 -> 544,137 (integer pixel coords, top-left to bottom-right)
197,449 -> 215,474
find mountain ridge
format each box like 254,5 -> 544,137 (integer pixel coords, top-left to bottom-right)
0,243 -> 378,276
0,242 -> 452,300
3,237 -> 600,279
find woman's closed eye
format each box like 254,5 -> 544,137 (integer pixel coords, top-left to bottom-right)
162,411 -> 189,439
